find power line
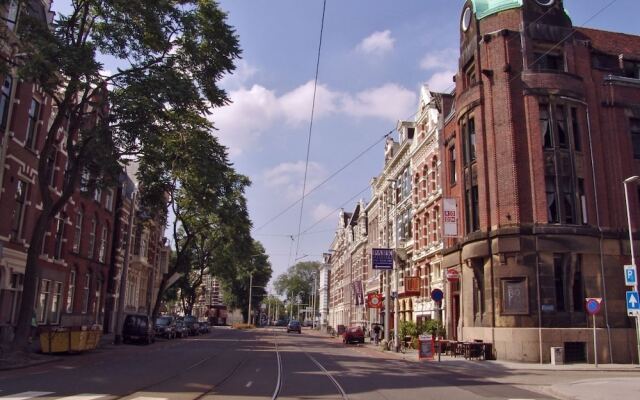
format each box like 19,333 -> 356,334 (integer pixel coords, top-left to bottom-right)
294,0 -> 327,260
300,183 -> 371,236
255,130 -> 391,231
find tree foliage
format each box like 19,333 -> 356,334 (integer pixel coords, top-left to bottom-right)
273,261 -> 321,312
221,241 -> 272,323
3,0 -> 242,351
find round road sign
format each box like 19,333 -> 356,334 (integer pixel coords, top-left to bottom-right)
431,288 -> 444,302
446,269 -> 460,282
585,298 -> 602,315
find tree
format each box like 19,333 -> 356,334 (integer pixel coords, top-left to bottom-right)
273,261 -> 321,317
3,0 -> 241,352
221,241 -> 272,324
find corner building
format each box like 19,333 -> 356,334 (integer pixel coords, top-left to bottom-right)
442,0 -> 640,363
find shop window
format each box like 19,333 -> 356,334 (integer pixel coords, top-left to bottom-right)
554,254 -> 566,312
572,255 -> 584,312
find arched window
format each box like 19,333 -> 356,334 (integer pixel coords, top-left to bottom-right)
424,212 -> 430,246
432,208 -> 438,243
415,218 -> 421,247
414,173 -> 420,202
434,206 -> 441,242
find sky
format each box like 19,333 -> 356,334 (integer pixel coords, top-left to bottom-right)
50,0 -> 640,291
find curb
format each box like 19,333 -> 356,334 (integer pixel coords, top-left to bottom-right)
0,354 -> 61,371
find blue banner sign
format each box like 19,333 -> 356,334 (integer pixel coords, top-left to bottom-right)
372,248 -> 394,270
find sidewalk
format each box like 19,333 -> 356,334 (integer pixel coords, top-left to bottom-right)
305,328 -> 640,400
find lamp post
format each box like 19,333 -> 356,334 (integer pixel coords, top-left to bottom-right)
623,175 -> 640,364
247,272 -> 253,324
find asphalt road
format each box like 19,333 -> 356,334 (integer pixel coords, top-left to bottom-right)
0,326 -> 633,400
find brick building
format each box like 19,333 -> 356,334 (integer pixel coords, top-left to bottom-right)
0,1 -> 170,339
441,0 -> 640,363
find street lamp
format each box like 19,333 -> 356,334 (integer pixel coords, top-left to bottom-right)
623,175 -> 640,364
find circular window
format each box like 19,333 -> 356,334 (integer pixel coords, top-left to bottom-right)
535,0 -> 555,6
461,6 -> 472,32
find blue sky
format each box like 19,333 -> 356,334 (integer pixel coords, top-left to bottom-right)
51,0 -> 640,289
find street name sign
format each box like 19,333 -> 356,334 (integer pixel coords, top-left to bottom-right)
627,291 -> 640,317
624,265 -> 637,286
372,248 -> 394,270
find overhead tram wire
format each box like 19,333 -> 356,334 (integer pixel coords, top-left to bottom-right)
255,130 -> 392,232
294,0 -> 328,260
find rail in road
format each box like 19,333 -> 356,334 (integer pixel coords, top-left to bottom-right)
270,327 -> 348,400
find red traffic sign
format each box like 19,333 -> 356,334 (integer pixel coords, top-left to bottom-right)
367,293 -> 383,309
446,269 -> 460,282
585,298 -> 602,315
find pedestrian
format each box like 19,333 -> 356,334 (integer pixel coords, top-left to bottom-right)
373,324 -> 381,345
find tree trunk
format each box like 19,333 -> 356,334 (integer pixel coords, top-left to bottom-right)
11,211 -> 50,352
151,274 -> 168,322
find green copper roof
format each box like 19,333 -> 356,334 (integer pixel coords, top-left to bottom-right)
471,0 -> 523,20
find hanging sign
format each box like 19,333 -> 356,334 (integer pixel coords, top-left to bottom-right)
372,248 -> 394,270
443,198 -> 458,237
367,293 -> 383,309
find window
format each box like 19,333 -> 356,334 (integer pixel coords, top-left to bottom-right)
49,282 -> 62,324
540,104 -> 552,148
622,60 -> 640,79
533,45 -> 564,72
37,279 -> 51,324
66,270 -> 76,313
88,218 -> 97,259
98,225 -> 108,263
82,273 -> 91,314
80,168 -> 90,192
554,254 -> 566,312
572,255 -> 584,312
464,60 -> 477,88
501,278 -> 529,314
105,189 -> 114,211
6,0 -> 19,31
578,178 -> 587,224
5,273 -> 23,324
11,180 -> 27,238
449,146 -> 457,184
561,177 -> 575,224
546,176 -> 559,223
54,213 -> 65,259
465,185 -> 480,233
0,76 -> 12,129
94,278 -> 102,322
555,105 -> 568,148
25,98 -> 40,149
94,187 -> 102,203
46,150 -> 57,187
431,158 -> 438,192
462,117 -> 476,165
72,210 -> 83,253
571,108 -> 581,151
630,118 -> 640,159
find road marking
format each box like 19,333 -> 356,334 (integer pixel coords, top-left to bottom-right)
305,353 -> 348,400
246,381 -> 253,388
0,392 -> 54,399
58,395 -> 106,400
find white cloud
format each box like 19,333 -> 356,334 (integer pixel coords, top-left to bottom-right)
220,59 -> 258,90
312,203 -> 335,222
211,81 -> 416,156
426,71 -> 456,92
356,30 -> 395,56
419,48 -> 458,71
342,84 -> 417,121
263,161 -> 328,201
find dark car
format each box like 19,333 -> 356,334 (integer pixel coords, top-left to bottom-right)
123,314 -> 155,344
287,320 -> 301,334
183,316 -> 200,335
155,316 -> 176,339
275,319 -> 288,326
174,321 -> 188,338
343,326 -> 365,344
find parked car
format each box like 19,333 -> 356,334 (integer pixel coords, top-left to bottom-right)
123,314 -> 155,344
174,321 -> 188,338
198,321 -> 210,334
287,320 -> 302,334
343,326 -> 365,344
303,320 -> 313,327
275,319 -> 288,326
155,316 -> 176,339
183,316 -> 200,335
